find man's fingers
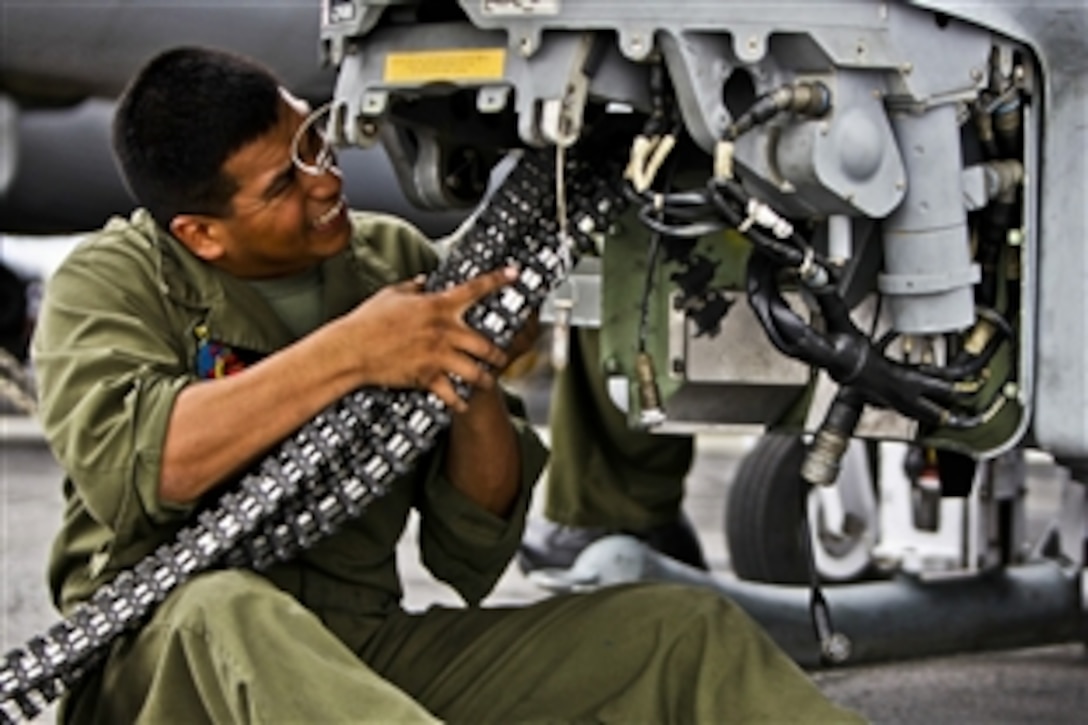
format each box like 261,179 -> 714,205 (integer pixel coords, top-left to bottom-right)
447,266 -> 518,308
389,274 -> 427,295
444,356 -> 496,392
429,375 -> 470,414
406,274 -> 428,290
450,329 -> 508,370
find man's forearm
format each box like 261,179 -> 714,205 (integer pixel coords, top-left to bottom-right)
445,386 -> 521,518
158,268 -> 520,506
159,323 -> 364,504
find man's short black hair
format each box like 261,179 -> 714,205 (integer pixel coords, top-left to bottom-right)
112,46 -> 282,229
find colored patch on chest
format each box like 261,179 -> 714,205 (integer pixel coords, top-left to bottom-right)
194,324 -> 265,379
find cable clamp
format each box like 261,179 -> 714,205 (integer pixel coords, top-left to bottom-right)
797,247 -> 830,288
798,247 -> 816,278
742,199 -> 794,239
624,133 -> 676,193
713,140 -> 735,181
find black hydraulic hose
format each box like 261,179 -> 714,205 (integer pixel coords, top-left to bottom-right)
626,184 -> 726,240
746,253 -> 837,366
723,80 -> 832,142
746,253 -> 963,428
707,181 -> 807,267
707,179 -> 843,292
872,307 -> 1012,388
637,206 -> 727,239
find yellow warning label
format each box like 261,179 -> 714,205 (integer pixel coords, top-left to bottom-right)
384,48 -> 506,84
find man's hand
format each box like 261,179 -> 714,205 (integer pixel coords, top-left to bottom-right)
160,265 -> 524,504
329,266 -> 519,412
502,311 -> 542,374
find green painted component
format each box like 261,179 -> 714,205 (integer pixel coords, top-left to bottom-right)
596,192 -> 1023,455
598,206 -> 753,426
920,340 -> 1025,456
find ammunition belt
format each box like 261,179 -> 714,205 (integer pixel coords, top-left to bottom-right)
0,148 -> 626,722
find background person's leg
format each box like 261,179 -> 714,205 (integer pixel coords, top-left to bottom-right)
523,326 -> 704,569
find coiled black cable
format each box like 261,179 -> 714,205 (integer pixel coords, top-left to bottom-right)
620,150 -> 1013,432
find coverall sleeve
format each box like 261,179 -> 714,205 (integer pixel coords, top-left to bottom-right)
31,230 -> 196,552
414,395 -> 548,605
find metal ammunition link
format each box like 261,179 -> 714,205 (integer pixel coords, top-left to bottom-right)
0,146 -> 627,723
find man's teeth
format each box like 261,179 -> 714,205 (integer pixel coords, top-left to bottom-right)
314,200 -> 344,227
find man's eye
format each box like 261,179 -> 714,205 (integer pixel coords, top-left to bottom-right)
267,172 -> 295,199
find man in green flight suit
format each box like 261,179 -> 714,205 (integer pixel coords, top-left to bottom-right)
32,46 -> 860,723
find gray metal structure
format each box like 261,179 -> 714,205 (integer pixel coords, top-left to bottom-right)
319,0 -> 1088,664
0,0 -> 1084,710
321,0 -> 1087,454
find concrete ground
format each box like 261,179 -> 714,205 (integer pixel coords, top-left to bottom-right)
2,405 -> 1086,723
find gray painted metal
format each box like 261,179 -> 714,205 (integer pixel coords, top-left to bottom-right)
879,104 -> 979,333
330,22 -> 649,151
536,534 -> 1085,668
325,0 -> 1088,461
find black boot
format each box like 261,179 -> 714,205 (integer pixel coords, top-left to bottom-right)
628,514 -> 708,571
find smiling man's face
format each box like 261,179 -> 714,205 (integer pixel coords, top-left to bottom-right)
176,89 -> 352,279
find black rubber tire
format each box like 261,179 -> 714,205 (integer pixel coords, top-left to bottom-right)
725,433 -> 813,584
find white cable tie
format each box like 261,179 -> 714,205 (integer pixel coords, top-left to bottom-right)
643,133 -> 676,189
624,134 -> 675,193
624,135 -> 653,190
797,247 -> 829,288
798,246 -> 815,279
714,140 -> 735,180
745,199 -> 794,239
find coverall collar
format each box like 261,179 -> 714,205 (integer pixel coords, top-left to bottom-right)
133,209 -> 395,353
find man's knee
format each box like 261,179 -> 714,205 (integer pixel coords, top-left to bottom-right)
156,569 -> 300,636
611,583 -> 771,656
618,582 -> 744,621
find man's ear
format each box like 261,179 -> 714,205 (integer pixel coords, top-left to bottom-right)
170,214 -> 225,262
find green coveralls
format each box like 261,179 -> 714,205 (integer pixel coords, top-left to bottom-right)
546,327 -> 693,532
32,209 -> 860,724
